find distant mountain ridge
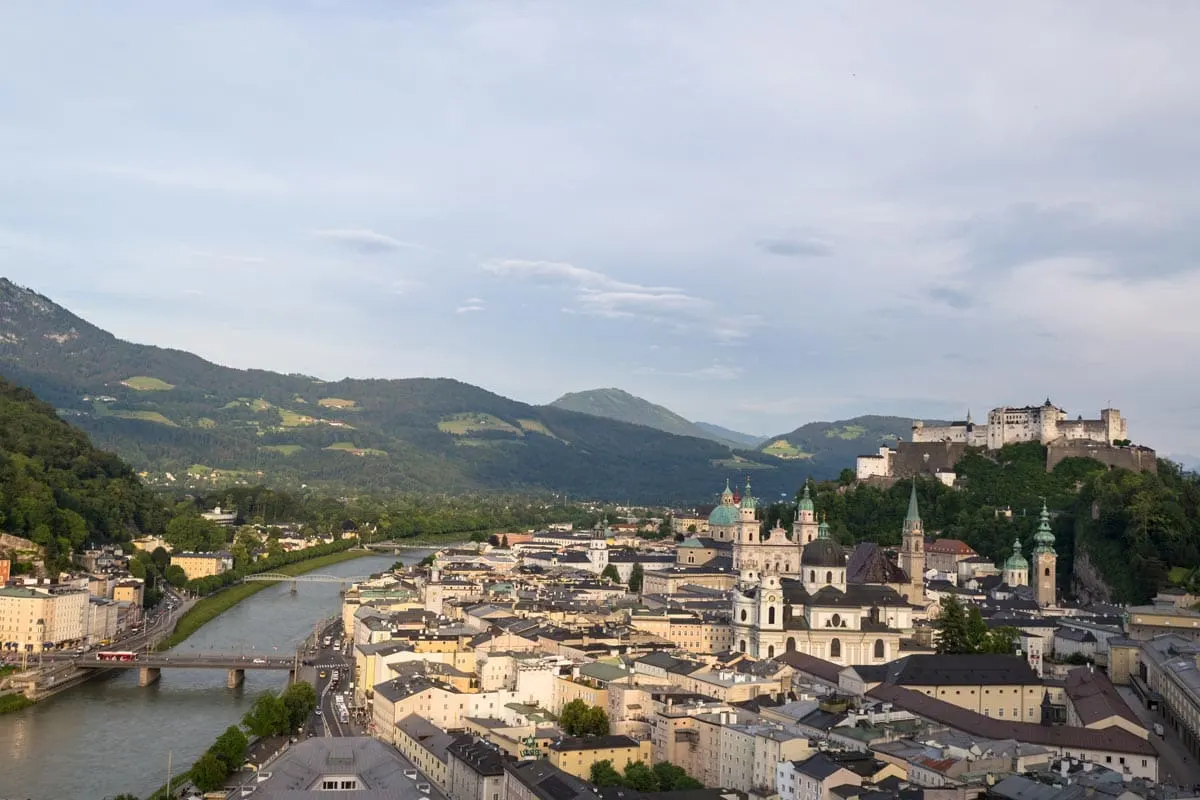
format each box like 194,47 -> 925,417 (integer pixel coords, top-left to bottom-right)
0,278 -> 836,502
757,414 -> 942,477
548,387 -> 758,448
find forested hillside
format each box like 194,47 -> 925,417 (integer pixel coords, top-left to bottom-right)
0,376 -> 167,570
777,442 -> 1199,604
0,279 -> 823,502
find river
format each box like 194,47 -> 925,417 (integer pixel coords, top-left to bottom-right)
0,551 -> 429,800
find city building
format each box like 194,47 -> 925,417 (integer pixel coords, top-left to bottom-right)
200,505 -> 238,526
242,736 -> 413,797
171,551 -> 234,581
394,713 -> 455,790
923,539 -> 978,575
546,735 -> 651,780
0,586 -> 88,652
446,737 -> 508,800
912,402 -> 1126,450
112,579 -> 144,607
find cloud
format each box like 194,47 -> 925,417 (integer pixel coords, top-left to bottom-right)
928,286 -> 975,309
757,237 -> 833,258
456,300 -> 485,313
313,229 -> 423,255
638,363 -> 743,381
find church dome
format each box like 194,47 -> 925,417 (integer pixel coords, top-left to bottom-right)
801,538 -> 843,568
1004,537 -> 1029,571
797,484 -> 814,513
709,503 -> 740,527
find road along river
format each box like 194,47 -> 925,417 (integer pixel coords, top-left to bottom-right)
0,552 -> 429,800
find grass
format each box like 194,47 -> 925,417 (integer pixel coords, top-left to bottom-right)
112,410 -> 178,426
517,418 -> 564,440
261,444 -> 304,456
762,439 -> 813,459
121,375 -> 175,391
1169,566 -> 1191,586
438,412 -> 522,436
0,693 -> 33,715
318,397 -> 357,409
155,549 -> 369,651
196,417 -> 217,429
324,442 -> 387,456
712,456 -> 775,470
278,408 -> 315,427
825,424 -> 867,440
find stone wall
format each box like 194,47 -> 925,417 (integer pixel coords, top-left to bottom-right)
890,441 -> 969,479
1045,440 -> 1156,473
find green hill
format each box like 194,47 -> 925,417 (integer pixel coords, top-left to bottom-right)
758,415 -> 937,478
549,387 -> 750,447
0,375 -> 167,570
0,279 -> 831,502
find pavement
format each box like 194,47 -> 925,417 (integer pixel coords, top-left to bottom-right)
1118,685 -> 1200,789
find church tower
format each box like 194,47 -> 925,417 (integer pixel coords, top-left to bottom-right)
794,484 -> 819,545
1002,537 -> 1029,588
898,482 -> 926,604
1033,501 -> 1057,607
589,518 -> 610,574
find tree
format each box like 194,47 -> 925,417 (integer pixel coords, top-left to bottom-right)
628,563 -> 644,593
191,751 -> 229,792
582,705 -> 610,736
653,762 -> 702,790
965,606 -> 989,653
128,557 -> 146,579
838,468 -> 857,486
281,681 -> 319,730
418,554 -> 436,567
622,762 -> 659,791
242,691 -> 290,737
559,699 -> 588,736
164,564 -> 188,588
933,595 -> 972,654
600,564 -> 621,583
211,725 -> 249,771
151,546 -> 171,571
165,514 -> 226,552
469,531 -> 489,543
983,626 -> 1020,654
590,760 -> 624,787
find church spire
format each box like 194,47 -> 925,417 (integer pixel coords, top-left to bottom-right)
905,481 -> 921,526
1034,500 -> 1056,555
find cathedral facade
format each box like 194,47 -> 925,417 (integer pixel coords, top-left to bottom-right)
725,481 -> 923,666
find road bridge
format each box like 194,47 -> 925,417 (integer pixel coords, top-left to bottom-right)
242,573 -> 371,584
75,653 -> 297,687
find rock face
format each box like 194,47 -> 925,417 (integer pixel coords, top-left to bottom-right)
1071,546 -> 1114,606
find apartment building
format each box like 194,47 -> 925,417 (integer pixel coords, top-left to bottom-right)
546,735 -> 651,780
171,552 -> 233,581
0,586 -> 88,651
446,737 -> 507,800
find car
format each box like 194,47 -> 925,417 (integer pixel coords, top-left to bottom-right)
403,770 -> 418,779
252,658 -> 267,664
315,709 -> 322,716
320,670 -> 328,678
416,783 -> 431,793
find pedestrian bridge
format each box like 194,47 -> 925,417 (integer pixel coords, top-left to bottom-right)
242,573 -> 370,584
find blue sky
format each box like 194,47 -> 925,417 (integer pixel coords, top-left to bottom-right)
2,2 -> 1199,452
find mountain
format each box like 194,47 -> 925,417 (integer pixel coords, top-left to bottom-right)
0,279 -> 834,502
694,422 -> 766,448
548,387 -> 745,445
757,415 -> 936,479
0,374 -> 167,569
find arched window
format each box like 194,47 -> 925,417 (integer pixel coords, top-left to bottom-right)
1045,567 -> 1051,576
748,532 -> 754,542
874,639 -> 885,659
768,607 -> 776,625
809,570 -> 815,582
786,637 -> 796,652
830,638 -> 841,658
740,609 -> 747,622
826,571 -> 833,584
767,645 -> 775,658
739,640 -> 747,653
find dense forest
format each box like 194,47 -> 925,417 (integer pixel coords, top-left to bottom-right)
764,442 -> 1200,604
0,377 -> 167,570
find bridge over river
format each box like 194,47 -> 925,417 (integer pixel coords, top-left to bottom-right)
74,652 -> 300,687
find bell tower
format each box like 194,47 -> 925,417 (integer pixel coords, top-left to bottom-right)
898,481 -> 925,604
1033,501 -> 1057,607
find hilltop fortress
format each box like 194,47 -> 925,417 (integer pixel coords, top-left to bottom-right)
857,400 -> 1154,484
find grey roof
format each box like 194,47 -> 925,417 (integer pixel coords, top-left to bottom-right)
397,714 -> 456,763
792,753 -> 846,780
884,654 -> 1039,687
846,543 -> 909,585
248,736 -> 412,799
447,736 -> 507,776
1064,667 -> 1142,728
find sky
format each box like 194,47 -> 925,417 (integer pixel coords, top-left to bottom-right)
2,2 -> 1199,454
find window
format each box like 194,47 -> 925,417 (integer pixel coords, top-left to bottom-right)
830,638 -> 841,658
786,637 -> 796,652
767,645 -> 775,658
1106,756 -> 1112,763
1045,567 -> 1051,576
874,639 -> 885,659
832,613 -> 841,627
768,607 -> 776,625
998,708 -> 1004,718
826,571 -> 833,584
739,639 -> 746,653
740,609 -> 747,622
1013,707 -> 1018,718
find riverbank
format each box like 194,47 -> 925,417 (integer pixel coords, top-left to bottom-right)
155,548 -> 372,651
0,692 -> 32,715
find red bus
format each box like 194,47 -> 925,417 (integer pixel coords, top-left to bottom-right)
96,651 -> 138,662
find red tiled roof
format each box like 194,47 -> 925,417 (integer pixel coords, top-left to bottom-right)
926,539 -> 978,556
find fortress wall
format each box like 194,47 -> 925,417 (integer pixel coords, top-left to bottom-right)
1046,440 -> 1156,473
890,441 -> 969,479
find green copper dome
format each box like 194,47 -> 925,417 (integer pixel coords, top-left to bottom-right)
1033,501 -> 1056,555
708,503 -> 740,526
817,516 -> 832,540
798,484 -> 814,512
1004,537 -> 1029,571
